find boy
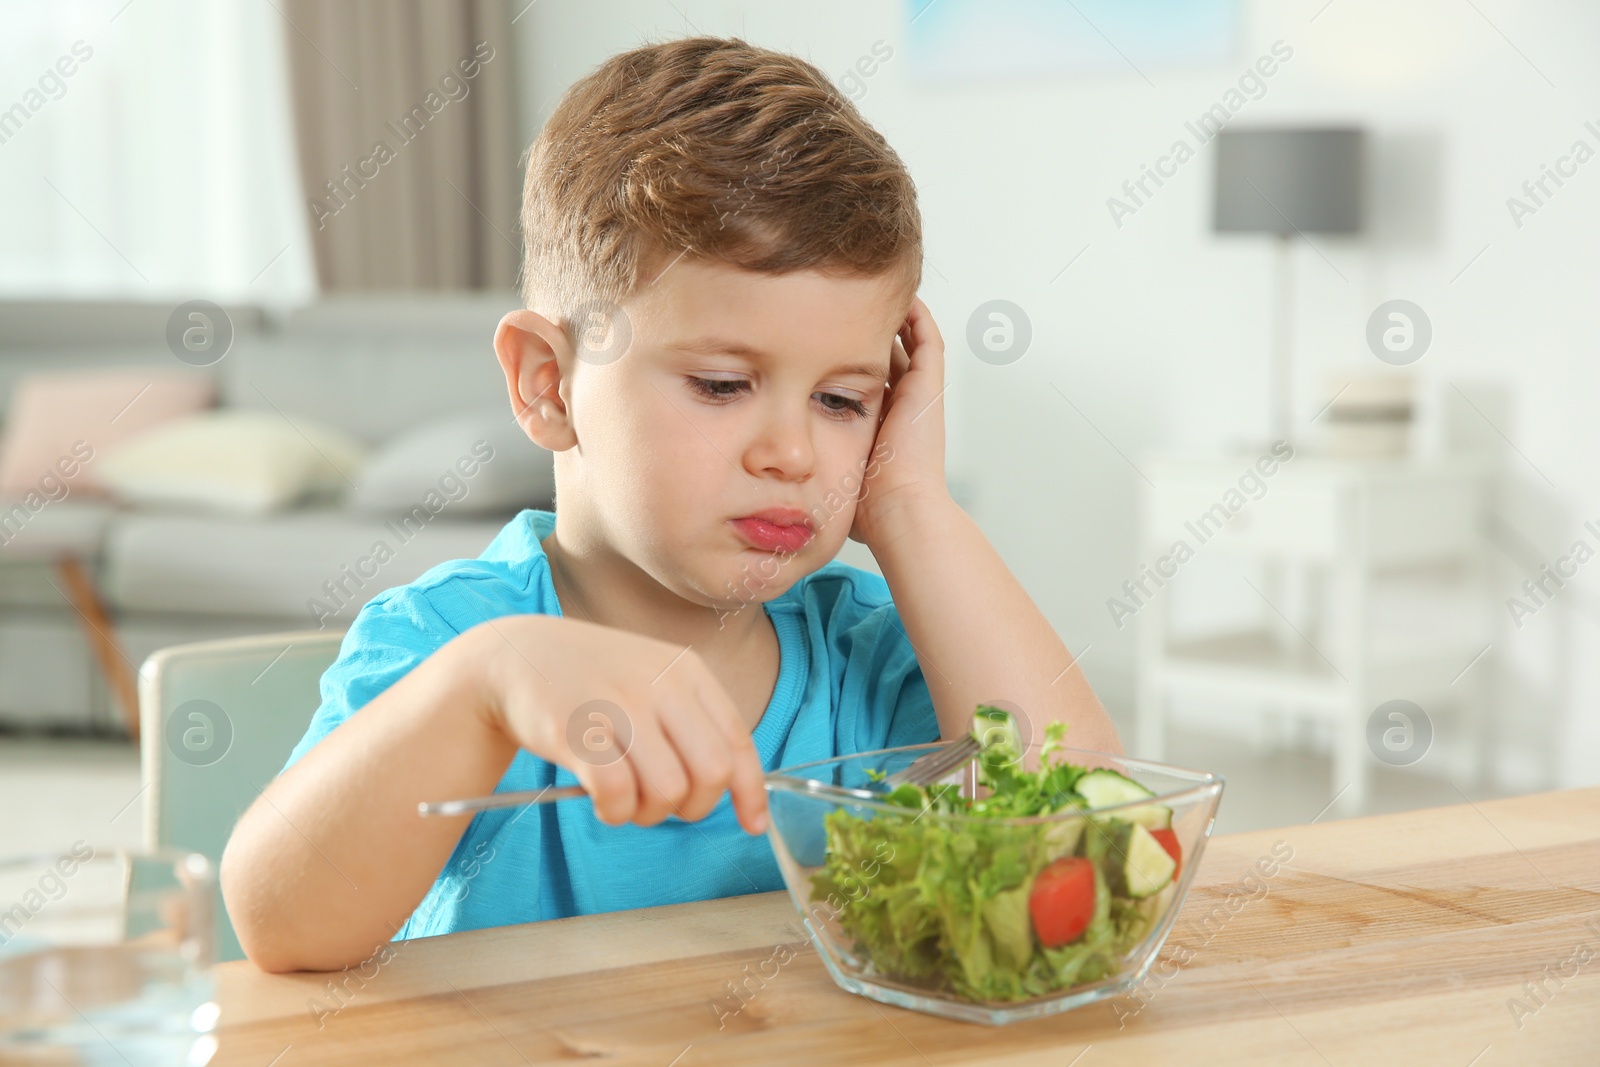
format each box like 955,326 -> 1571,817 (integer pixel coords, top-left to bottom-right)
221,36 -> 1117,974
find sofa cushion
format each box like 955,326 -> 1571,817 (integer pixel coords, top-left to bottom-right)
348,410 -> 555,517
0,497 -> 116,561
0,369 -> 213,496
97,410 -> 367,516
102,508 -> 509,624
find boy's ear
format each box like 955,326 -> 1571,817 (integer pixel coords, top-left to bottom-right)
495,309 -> 576,451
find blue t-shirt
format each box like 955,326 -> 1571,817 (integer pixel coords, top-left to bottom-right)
281,508 -> 940,939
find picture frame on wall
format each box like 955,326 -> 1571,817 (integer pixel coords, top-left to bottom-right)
906,0 -> 1240,83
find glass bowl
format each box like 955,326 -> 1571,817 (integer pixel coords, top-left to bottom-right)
764,743 -> 1224,1025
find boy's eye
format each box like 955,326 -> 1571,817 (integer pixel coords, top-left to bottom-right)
685,376 -> 749,400
683,377 -> 871,421
815,392 -> 871,420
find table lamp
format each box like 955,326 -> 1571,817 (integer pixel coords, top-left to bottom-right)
1212,127 -> 1365,444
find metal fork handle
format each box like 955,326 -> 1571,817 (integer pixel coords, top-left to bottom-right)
417,784 -> 586,817
416,735 -> 981,818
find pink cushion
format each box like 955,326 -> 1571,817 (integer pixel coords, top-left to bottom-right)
0,370 -> 214,497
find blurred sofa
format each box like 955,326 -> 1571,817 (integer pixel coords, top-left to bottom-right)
0,294 -> 552,731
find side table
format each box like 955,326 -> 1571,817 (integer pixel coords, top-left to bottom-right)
1133,451 -> 1492,812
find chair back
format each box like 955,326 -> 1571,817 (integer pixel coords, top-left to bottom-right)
139,630 -> 343,961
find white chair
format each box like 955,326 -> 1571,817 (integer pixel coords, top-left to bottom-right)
139,630 -> 344,961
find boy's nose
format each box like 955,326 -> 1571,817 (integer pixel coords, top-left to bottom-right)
743,408 -> 814,481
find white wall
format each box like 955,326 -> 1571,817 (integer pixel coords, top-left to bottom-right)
514,0 -> 1600,790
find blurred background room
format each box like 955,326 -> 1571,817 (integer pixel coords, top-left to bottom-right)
3,0 -> 1597,868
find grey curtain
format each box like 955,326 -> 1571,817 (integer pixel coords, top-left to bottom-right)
281,0 -> 521,291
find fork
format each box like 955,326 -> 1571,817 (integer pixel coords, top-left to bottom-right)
416,733 -> 981,818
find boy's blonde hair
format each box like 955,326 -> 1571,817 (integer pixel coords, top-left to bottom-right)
519,36 -> 922,329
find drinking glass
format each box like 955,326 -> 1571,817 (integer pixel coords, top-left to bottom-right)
0,846 -> 218,1065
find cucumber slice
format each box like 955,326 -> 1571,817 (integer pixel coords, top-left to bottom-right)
1075,768 -> 1154,805
1105,821 -> 1177,899
1074,768 -> 1173,830
1041,809 -> 1086,860
971,704 -> 1023,764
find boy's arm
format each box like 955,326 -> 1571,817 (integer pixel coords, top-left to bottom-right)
871,490 -> 1122,756
221,613 -> 769,973
854,296 -> 1121,758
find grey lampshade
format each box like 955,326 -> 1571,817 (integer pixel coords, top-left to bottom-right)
1213,127 -> 1364,234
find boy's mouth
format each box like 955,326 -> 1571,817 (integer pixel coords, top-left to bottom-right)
729,508 -> 814,553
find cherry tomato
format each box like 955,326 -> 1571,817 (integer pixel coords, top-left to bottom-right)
1029,856 -> 1097,948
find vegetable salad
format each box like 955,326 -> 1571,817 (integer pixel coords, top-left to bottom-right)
809,707 -> 1182,1003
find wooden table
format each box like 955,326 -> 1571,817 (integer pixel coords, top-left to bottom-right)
214,788 -> 1600,1065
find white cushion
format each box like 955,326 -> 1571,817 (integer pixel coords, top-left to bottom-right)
97,411 -> 366,516
347,410 -> 555,517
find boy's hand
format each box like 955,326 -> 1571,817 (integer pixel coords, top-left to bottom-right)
472,615 -> 769,834
850,296 -> 950,547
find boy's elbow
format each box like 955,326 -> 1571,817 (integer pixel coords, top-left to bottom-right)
239,940 -> 305,975
220,829 -> 281,971
244,938 -> 382,976
220,822 -> 311,974
220,834 -> 384,975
